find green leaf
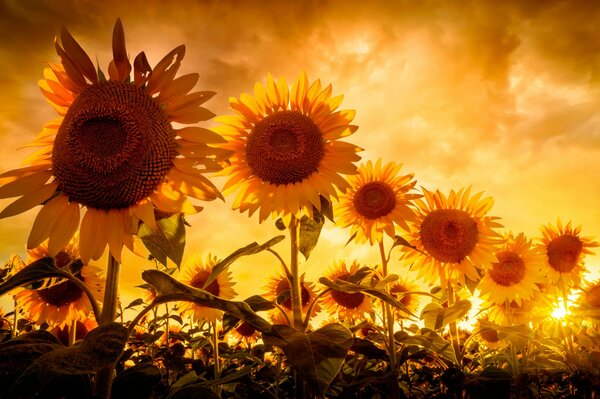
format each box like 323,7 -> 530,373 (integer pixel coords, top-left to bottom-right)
222,295 -> 275,333
203,235 -> 284,289
0,257 -> 70,295
262,323 -> 353,396
111,363 -> 162,399
395,328 -> 457,364
319,277 -> 418,318
318,195 -> 334,222
421,300 -> 471,330
124,298 -> 144,310
138,213 -> 186,268
299,214 -> 324,260
142,270 -> 274,335
7,323 -> 128,398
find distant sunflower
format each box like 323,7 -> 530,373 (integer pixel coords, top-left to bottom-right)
539,220 -> 597,288
264,273 -> 319,325
486,292 -> 552,326
321,260 -> 373,320
388,277 -> 421,319
229,321 -> 261,345
178,254 -> 237,323
216,71 -> 361,223
15,238 -> 104,328
473,316 -> 505,350
478,232 -> 545,306
575,280 -> 600,324
336,159 -> 419,245
0,19 -> 226,263
401,187 -> 503,286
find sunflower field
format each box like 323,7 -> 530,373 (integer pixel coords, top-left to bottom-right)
1,19 -> 600,399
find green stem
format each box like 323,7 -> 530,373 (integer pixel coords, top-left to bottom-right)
379,240 -> 400,399
12,299 -> 18,339
446,281 -> 462,367
212,322 -> 222,397
94,253 -> 121,398
505,300 -> 519,377
289,217 -> 303,331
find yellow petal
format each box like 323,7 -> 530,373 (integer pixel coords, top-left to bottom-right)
0,182 -> 57,219
27,194 -> 68,249
0,171 -> 52,199
132,199 -> 157,230
107,210 -> 125,263
59,25 -> 97,82
47,201 -> 80,255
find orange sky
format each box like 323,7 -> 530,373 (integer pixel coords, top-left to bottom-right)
1,0 -> 600,307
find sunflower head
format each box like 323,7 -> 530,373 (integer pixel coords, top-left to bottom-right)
15,238 -> 104,328
388,278 -> 420,319
401,187 -> 503,287
539,219 -> 598,289
0,19 -> 227,264
321,260 -> 373,321
478,232 -> 545,306
178,254 -> 237,323
216,71 -> 362,223
336,159 -> 420,245
264,273 -> 319,324
229,320 -> 261,345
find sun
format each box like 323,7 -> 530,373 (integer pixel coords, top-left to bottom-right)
336,159 -> 419,245
400,187 -> 504,286
0,19 -> 227,263
215,71 -> 362,223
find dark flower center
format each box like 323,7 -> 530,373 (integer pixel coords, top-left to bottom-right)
420,209 -> 479,263
353,181 -> 396,219
546,235 -> 583,273
275,278 -> 310,310
190,270 -> 220,296
488,251 -> 526,286
330,272 -> 366,309
52,81 -> 175,209
37,273 -> 84,307
245,111 -> 324,185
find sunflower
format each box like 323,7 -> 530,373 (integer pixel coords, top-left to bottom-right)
486,292 -> 553,327
473,316 -> 504,350
178,254 -> 237,323
478,232 -> 545,306
388,277 -> 421,319
336,159 -> 419,245
229,320 -> 261,345
400,187 -> 503,286
216,71 -> 361,223
15,238 -> 104,328
574,280 -> 600,325
321,260 -> 373,320
0,20 -> 226,263
264,273 -> 320,325
538,219 -> 597,289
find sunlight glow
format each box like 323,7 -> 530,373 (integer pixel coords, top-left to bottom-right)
551,305 -> 568,320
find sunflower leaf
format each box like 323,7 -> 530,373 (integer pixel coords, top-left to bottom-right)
421,300 -> 471,330
262,323 -> 353,396
319,195 -> 334,222
299,214 -> 324,260
112,363 -> 162,399
0,257 -> 65,295
395,328 -> 457,364
138,213 -> 186,268
203,235 -> 285,289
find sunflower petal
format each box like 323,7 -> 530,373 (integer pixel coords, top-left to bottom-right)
133,51 -> 152,87
109,18 -> 131,81
60,25 -> 98,82
0,182 -> 57,219
0,171 -> 52,199
27,194 -> 69,249
47,201 -> 80,255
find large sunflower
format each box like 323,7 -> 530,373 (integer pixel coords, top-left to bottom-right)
538,219 -> 597,289
401,187 -> 503,286
264,273 -> 319,325
478,232 -> 545,306
216,72 -> 361,223
178,254 -> 237,323
0,20 -> 226,263
321,260 -> 373,321
336,159 -> 419,245
15,238 -> 104,328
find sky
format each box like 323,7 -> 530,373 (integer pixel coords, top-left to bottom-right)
1,0 -> 600,308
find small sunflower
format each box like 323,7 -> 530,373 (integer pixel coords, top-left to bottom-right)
264,273 -> 319,325
216,71 -> 361,223
229,320 -> 261,345
15,238 -> 104,328
486,292 -> 552,327
401,187 -> 503,286
472,316 -> 506,350
178,254 -> 237,323
574,280 -> 600,325
321,260 -> 373,320
478,232 -> 545,306
336,159 -> 419,245
0,20 -> 226,263
539,220 -> 597,289
388,277 -> 421,319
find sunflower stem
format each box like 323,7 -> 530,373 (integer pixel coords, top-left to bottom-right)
379,240 -> 400,399
289,216 -> 303,331
212,322 -> 222,397
446,281 -> 462,367
94,253 -> 121,399
11,299 -> 18,339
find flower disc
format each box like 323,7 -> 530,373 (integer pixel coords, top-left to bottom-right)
190,270 -> 220,296
488,251 -> 526,287
587,285 -> 600,308
52,81 -> 175,209
546,235 -> 583,273
353,181 -> 396,219
246,110 -> 324,185
420,209 -> 478,263
37,277 -> 84,307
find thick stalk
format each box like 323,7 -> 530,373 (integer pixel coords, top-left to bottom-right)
289,217 -> 303,331
379,240 -> 400,399
446,281 -> 462,366
94,254 -> 121,398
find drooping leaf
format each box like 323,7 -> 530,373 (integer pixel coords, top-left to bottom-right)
0,257 -> 73,295
222,295 -> 275,333
395,328 -> 457,364
262,323 -> 353,396
319,277 -> 418,318
142,270 -> 274,335
299,214 -> 324,260
138,213 -> 186,268
124,298 -> 144,310
111,363 -> 162,399
203,235 -> 284,289
7,322 -> 128,399
421,300 -> 471,330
